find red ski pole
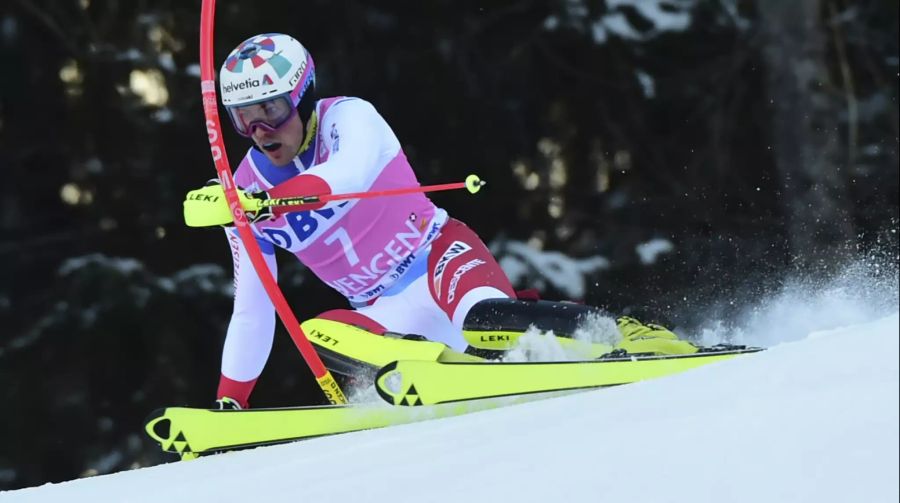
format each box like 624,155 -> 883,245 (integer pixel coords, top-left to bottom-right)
262,174 -> 486,210
199,0 -> 346,404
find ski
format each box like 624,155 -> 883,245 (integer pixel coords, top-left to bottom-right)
144,393 -> 566,460
375,346 -> 764,406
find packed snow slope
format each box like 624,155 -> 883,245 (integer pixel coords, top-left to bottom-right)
4,312 -> 897,503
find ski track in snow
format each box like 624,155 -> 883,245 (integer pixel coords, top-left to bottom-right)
3,313 -> 897,503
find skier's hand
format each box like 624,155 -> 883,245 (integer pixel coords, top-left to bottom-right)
235,185 -> 275,224
183,179 -> 273,227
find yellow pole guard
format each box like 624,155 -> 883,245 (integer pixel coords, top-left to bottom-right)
316,372 -> 348,405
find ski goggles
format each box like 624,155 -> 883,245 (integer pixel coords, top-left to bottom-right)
225,94 -> 296,137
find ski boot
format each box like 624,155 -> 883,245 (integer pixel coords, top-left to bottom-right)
300,318 -> 482,382
614,316 -> 698,356
461,298 -> 615,359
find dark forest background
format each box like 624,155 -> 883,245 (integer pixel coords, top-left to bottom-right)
1,0 -> 897,490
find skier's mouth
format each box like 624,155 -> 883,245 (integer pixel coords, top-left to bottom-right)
261,142 -> 282,153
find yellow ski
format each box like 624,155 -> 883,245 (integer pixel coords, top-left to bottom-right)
375,347 -> 763,406
145,393 -> 565,460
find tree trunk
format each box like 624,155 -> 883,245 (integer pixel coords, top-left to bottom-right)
756,0 -> 855,269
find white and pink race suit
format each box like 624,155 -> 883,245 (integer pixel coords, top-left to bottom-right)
218,97 -> 514,406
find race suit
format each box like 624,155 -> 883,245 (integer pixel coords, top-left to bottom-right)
218,97 -> 514,406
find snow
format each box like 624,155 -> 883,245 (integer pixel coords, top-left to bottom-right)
58,254 -> 144,276
4,311 -> 897,502
2,16 -> 19,43
4,254 -> 897,501
495,240 -> 609,299
185,63 -> 202,78
608,0 -> 693,33
152,107 -> 174,123
598,12 -> 643,41
635,69 -> 656,99
545,0 -> 696,44
597,0 -> 693,42
635,237 -> 673,264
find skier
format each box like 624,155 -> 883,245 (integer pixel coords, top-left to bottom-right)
191,33 -> 694,410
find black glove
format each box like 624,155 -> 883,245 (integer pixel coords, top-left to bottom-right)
213,397 -> 243,410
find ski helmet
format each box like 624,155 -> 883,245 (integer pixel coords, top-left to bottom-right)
219,33 -> 316,137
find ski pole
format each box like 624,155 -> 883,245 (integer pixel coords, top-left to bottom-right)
185,175 -> 486,228
258,174 -> 485,210
200,0 -> 347,405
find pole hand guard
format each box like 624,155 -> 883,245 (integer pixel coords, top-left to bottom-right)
183,182 -> 266,227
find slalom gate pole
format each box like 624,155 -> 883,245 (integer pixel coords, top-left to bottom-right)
199,0 -> 347,404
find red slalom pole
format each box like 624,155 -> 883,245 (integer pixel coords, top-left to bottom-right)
199,0 -> 346,404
